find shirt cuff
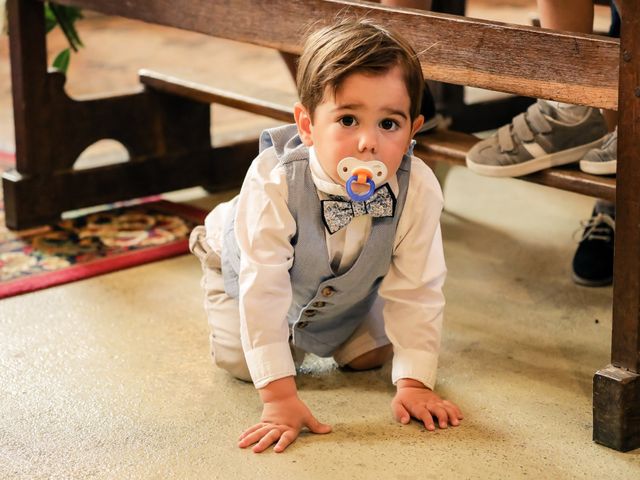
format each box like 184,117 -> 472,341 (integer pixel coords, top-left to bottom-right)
391,348 -> 439,390
244,342 -> 297,389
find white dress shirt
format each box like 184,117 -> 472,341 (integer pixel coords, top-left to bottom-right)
205,146 -> 446,389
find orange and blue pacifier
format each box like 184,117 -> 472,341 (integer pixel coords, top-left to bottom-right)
337,157 -> 388,202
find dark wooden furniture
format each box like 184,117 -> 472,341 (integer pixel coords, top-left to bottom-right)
5,0 -> 639,451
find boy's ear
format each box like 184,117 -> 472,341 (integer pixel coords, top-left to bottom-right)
294,102 -> 314,146
410,114 -> 425,138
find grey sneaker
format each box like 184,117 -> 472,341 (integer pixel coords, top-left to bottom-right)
579,127 -> 617,175
466,100 -> 608,177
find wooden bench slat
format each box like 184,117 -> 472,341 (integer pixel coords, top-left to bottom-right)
140,70 -> 616,202
413,131 -> 616,202
55,0 -> 619,110
139,70 -> 295,123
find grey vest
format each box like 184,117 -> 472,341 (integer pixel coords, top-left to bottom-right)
222,124 -> 411,357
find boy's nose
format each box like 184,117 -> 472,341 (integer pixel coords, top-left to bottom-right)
357,130 -> 377,155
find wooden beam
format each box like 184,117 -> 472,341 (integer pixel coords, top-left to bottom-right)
51,0 -> 619,109
139,71 -> 617,202
2,141 -> 257,229
139,70 -> 295,123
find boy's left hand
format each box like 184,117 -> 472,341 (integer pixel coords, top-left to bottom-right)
391,378 -> 463,431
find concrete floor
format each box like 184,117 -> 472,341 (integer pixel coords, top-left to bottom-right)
1,2 -> 639,479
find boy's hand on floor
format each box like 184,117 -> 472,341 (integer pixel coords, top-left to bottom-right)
391,378 -> 463,431
238,376 -> 332,453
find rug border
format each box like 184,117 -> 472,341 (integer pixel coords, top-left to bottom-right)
0,239 -> 190,299
0,200 -> 207,299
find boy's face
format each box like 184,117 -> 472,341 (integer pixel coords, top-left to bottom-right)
295,65 -> 424,187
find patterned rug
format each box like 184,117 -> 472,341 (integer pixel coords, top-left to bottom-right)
0,152 -> 206,299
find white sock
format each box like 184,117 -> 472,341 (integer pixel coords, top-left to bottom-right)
544,101 -> 590,124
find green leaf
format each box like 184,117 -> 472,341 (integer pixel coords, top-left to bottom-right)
57,5 -> 83,24
52,48 -> 71,74
50,4 -> 84,51
44,3 -> 84,72
44,5 -> 57,33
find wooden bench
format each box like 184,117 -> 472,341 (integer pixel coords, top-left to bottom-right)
139,69 -> 618,203
4,0 -> 639,451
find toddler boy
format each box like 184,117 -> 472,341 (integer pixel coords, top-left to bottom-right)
190,20 -> 463,453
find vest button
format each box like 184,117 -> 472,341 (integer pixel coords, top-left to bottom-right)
311,301 -> 326,308
321,286 -> 335,297
303,310 -> 316,317
297,321 -> 309,329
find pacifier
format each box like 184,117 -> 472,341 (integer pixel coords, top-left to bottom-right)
337,157 -> 388,202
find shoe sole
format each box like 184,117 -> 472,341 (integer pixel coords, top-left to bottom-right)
465,136 -> 606,178
572,272 -> 613,287
579,159 -> 617,175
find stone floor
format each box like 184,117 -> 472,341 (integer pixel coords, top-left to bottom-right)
1,2 -> 638,479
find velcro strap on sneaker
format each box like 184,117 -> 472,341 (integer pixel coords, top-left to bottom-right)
513,112 -> 535,142
498,124 -> 515,152
525,102 -> 552,134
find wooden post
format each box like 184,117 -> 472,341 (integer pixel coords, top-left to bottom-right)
593,0 -> 640,452
6,0 -> 48,176
2,0 -> 216,229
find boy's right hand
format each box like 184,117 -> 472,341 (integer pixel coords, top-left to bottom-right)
237,376 -> 332,453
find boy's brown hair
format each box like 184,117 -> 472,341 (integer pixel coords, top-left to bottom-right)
296,20 -> 424,121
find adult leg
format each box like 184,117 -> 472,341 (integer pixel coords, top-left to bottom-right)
539,0 -> 619,135
466,1 -> 607,177
537,0 -> 593,33
569,1 -> 618,286
381,0 -> 432,9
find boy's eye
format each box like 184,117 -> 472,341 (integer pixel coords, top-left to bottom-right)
380,119 -> 399,131
339,116 -> 356,127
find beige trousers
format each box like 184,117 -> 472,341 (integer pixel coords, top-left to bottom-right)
189,226 -> 390,382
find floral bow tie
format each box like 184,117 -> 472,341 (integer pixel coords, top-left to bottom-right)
321,183 -> 396,234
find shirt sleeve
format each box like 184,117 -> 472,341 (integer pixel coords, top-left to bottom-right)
378,158 -> 447,390
234,149 -> 298,388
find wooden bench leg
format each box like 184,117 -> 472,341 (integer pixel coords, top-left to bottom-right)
2,0 -> 221,229
593,366 -> 640,451
593,0 -> 640,453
